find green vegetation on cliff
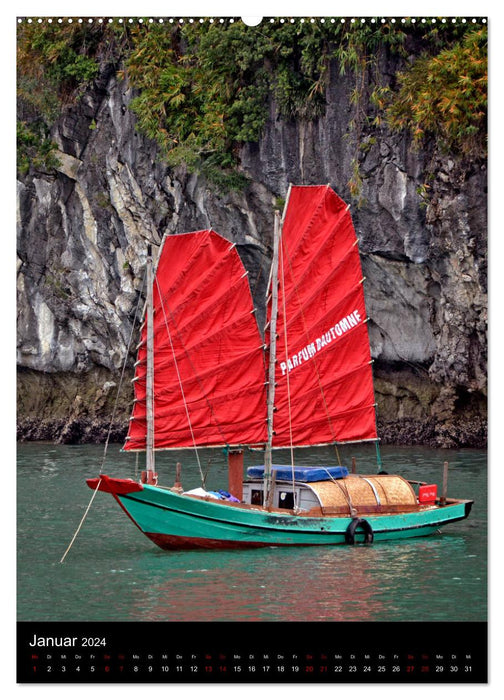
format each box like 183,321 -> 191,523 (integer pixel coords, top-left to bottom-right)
17,18 -> 487,188
380,26 -> 487,157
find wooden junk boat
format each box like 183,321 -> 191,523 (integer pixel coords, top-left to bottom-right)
87,185 -> 472,549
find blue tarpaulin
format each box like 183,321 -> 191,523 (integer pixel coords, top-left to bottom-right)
246,465 -> 349,482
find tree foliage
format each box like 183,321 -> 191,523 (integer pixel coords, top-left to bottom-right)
385,27 -> 487,156
16,19 -> 487,186
17,22 -> 107,175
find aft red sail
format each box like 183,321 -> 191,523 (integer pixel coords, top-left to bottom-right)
124,230 -> 267,450
269,185 -> 378,447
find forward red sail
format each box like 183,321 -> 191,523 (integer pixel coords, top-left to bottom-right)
124,230 -> 267,450
269,185 -> 378,446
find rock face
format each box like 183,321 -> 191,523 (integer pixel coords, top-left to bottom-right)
16,59 -> 487,448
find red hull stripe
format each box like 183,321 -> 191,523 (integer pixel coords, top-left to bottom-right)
146,532 -> 304,550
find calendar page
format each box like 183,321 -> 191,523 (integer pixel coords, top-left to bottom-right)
15,1 -> 489,686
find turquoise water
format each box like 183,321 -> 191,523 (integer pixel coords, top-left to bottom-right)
17,442 -> 487,622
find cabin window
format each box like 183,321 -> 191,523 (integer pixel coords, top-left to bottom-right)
278,491 -> 294,509
251,489 -> 263,505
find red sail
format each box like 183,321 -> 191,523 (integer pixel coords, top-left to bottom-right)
269,185 -> 378,447
124,230 -> 267,450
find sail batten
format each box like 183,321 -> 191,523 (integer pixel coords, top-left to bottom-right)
280,279 -> 366,344
281,237 -> 358,312
155,269 -> 253,332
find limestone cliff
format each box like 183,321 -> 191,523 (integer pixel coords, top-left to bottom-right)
16,29 -> 487,448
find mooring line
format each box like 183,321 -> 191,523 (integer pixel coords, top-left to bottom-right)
60,478 -> 102,564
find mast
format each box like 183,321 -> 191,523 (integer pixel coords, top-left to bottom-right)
264,184 -> 292,503
264,209 -> 281,504
145,244 -> 156,481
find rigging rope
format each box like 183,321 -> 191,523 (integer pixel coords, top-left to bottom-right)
155,277 -> 205,486
281,214 -> 351,466
279,237 -> 297,509
150,248 -> 242,452
100,273 -> 146,474
319,467 -> 356,516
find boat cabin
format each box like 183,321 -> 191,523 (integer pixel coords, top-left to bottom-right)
241,465 -> 347,511
241,465 -> 421,515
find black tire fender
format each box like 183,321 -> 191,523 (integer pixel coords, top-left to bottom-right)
345,517 -> 374,545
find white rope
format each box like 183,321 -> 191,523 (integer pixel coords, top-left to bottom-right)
60,273 -> 147,562
60,478 -> 102,564
280,227 -> 349,466
279,239 -> 297,509
155,277 -> 205,485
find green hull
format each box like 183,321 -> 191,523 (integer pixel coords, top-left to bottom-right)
92,477 -> 472,550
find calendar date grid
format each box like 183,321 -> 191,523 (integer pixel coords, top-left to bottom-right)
28,647 -> 476,679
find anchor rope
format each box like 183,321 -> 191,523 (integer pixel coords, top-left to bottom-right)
60,478 -> 102,563
60,271 -> 147,562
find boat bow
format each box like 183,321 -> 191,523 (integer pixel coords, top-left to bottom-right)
86,475 -> 144,495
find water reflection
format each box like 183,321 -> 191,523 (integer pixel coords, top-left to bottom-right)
126,546 -> 381,622
115,533 -> 483,623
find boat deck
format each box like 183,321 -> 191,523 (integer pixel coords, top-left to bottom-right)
180,488 -> 469,518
